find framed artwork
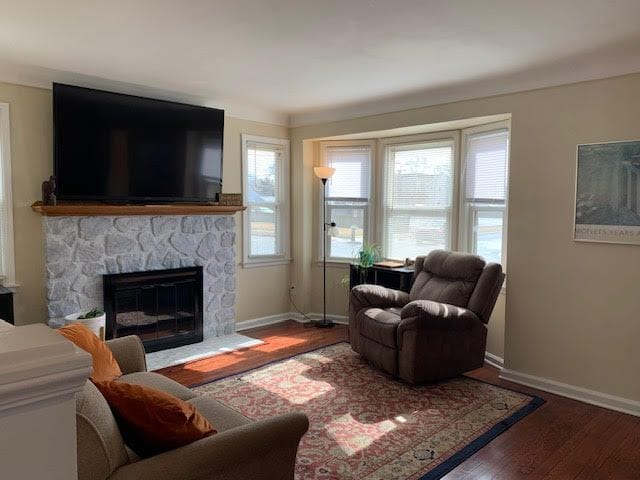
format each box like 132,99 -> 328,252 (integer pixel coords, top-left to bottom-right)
574,139 -> 640,244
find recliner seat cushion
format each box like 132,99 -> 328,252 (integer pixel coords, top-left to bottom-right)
410,250 -> 485,307
358,308 -> 402,348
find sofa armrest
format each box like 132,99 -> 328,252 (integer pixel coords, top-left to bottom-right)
350,284 -> 410,312
106,335 -> 147,374
109,412 -> 309,480
399,300 -> 481,332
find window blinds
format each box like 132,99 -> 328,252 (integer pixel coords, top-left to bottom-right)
383,141 -> 454,260
325,146 -> 370,200
246,142 -> 283,257
322,145 -> 371,260
464,129 -> 509,203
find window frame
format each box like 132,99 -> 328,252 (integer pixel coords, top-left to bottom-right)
377,131 -> 460,261
458,120 -> 511,268
241,134 -> 291,268
0,103 -> 15,287
318,140 -> 375,263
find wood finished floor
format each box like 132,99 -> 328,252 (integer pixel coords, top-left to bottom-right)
158,320 -> 640,479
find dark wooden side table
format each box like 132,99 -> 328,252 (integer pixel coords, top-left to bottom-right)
349,264 -> 415,293
0,286 -> 14,325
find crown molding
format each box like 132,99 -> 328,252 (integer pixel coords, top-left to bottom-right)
289,46 -> 640,127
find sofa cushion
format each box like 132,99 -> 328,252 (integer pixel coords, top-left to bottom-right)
59,323 -> 123,382
95,380 -> 216,458
76,381 -> 129,480
358,307 -> 402,348
410,250 -> 485,307
187,396 -> 251,432
118,372 -> 197,401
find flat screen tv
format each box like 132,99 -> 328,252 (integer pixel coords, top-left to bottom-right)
53,83 -> 224,203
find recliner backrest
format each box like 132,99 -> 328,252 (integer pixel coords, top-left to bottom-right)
410,250 -> 485,307
410,250 -> 504,323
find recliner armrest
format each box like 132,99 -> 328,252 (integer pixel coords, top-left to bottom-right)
350,284 -> 410,311
106,335 -> 147,374
399,300 -> 481,331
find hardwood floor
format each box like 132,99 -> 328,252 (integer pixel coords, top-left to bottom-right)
159,320 -> 640,479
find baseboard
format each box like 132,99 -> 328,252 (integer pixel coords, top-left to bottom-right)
500,368 -> 640,417
290,312 -> 349,325
235,313 -> 293,331
236,312 -> 348,331
484,352 -> 504,370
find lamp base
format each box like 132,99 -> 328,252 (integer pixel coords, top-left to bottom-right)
312,318 -> 335,329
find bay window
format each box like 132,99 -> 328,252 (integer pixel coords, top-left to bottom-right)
318,121 -> 509,266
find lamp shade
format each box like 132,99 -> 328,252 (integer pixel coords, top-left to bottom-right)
314,166 -> 336,180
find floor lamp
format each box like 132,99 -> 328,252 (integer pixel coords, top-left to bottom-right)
314,166 -> 337,328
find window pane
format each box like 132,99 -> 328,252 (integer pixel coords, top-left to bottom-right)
325,146 -> 370,199
386,213 -> 449,260
327,204 -> 365,259
249,206 -> 278,256
473,209 -> 503,264
384,141 -> 454,259
247,146 -> 279,203
465,130 -> 508,202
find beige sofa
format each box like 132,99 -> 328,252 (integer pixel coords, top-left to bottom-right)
76,335 -> 309,480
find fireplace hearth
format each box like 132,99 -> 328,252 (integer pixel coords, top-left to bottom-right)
103,267 -> 203,352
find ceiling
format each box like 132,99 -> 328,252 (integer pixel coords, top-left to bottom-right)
1,0 -> 639,126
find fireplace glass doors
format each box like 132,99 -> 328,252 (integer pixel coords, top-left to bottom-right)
103,267 -> 203,352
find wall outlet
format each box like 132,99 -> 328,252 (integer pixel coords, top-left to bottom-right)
289,284 -> 297,296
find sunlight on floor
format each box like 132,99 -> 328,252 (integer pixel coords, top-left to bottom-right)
325,413 -> 398,456
245,359 -> 335,404
252,335 -> 307,352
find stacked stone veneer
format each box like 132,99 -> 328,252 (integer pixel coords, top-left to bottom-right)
44,215 -> 236,337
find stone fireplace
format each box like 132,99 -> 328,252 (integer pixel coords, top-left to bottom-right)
44,214 -> 236,339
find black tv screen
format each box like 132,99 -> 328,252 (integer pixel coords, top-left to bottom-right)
53,83 -> 224,203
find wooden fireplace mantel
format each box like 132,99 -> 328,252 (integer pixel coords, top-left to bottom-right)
31,201 -> 246,217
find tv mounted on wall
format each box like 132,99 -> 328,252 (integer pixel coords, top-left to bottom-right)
53,83 -> 224,203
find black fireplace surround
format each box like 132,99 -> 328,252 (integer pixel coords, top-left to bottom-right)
103,267 -> 203,353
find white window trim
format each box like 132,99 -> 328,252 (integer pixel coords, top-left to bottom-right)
0,103 -> 16,287
458,120 -> 511,269
241,134 -> 291,267
318,140 -> 375,263
377,131 -> 460,261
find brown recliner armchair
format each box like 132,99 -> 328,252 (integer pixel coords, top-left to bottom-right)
349,250 -> 505,383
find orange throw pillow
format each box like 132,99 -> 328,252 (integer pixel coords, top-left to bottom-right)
94,380 -> 216,457
58,323 -> 122,382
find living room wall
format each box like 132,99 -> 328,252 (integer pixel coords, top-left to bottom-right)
0,81 -> 290,326
290,72 -> 640,404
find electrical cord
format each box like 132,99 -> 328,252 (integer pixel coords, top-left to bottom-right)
288,288 -> 315,325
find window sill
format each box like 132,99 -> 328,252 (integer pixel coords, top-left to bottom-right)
314,260 -> 352,268
242,258 -> 292,269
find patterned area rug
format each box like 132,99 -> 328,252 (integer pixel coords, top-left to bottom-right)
194,343 -> 543,479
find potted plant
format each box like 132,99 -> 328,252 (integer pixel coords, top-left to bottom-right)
342,242 -> 381,289
65,307 -> 106,340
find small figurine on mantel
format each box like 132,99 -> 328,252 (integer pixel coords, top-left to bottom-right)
42,175 -> 57,205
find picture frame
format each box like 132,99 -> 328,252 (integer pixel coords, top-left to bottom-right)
574,139 -> 640,244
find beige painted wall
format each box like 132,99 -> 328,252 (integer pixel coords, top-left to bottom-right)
291,73 -> 640,402
0,81 -> 290,325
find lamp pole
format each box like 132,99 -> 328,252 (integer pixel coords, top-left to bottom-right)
314,166 -> 336,329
